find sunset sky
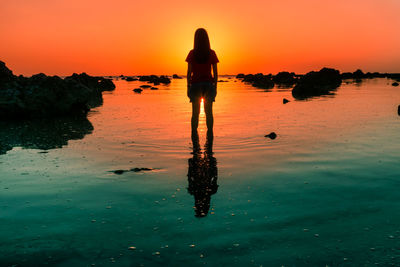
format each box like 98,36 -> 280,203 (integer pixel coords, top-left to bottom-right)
1,0 -> 399,76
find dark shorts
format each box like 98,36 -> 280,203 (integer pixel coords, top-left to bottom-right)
189,82 -> 216,103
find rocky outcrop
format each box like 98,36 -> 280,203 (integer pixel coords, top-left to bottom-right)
125,77 -> 138,81
172,74 -> 182,79
0,61 -> 115,119
139,75 -> 171,85
292,68 -> 342,99
273,72 -> 296,85
238,73 -> 274,89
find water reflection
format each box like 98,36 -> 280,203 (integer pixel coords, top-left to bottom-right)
0,116 -> 93,154
187,130 -> 218,217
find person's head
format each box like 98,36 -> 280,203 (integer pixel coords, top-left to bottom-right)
193,28 -> 211,64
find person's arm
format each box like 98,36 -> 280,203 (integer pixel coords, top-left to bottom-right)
212,63 -> 218,93
187,63 -> 192,98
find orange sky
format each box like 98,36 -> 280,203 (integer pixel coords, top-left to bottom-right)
1,0 -> 399,76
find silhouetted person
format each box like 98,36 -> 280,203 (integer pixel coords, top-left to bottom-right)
186,28 -> 219,134
187,130 -> 218,217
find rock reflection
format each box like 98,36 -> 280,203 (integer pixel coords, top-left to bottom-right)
0,115 -> 93,154
187,131 -> 218,217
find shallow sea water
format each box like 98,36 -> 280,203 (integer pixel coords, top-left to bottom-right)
1,77 -> 399,266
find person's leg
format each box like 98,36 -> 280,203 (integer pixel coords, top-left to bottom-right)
191,99 -> 201,132
204,98 -> 213,132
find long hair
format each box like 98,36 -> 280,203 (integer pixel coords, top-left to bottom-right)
193,28 -> 211,64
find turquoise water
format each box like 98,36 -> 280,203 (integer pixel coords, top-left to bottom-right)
1,77 -> 399,266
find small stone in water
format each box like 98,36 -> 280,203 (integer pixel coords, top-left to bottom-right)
343,258 -> 348,261
314,234 -> 319,237
233,243 -> 240,247
128,246 -> 136,250
303,229 -> 309,232
388,235 -> 394,239
152,251 -> 160,255
91,219 -> 96,223
370,248 -> 375,251
189,244 -> 195,248
200,254 -> 204,258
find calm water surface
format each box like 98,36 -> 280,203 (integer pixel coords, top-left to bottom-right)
1,77 -> 399,266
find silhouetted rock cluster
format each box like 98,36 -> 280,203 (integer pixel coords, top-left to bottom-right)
292,68 -> 342,99
273,72 -> 297,85
138,75 -> 171,85
392,82 -> 399,87
341,69 -> 400,80
239,73 -> 274,89
172,74 -> 182,79
125,77 -> 138,81
0,61 -> 115,119
237,72 -> 298,89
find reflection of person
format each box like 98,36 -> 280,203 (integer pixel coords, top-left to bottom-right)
186,28 -> 219,133
188,130 -> 218,217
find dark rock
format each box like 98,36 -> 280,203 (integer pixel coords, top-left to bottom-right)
139,75 -> 171,85
283,98 -> 290,104
218,80 -> 228,82
236,73 -> 245,78
0,61 -> 116,118
126,77 -> 138,81
113,170 -> 126,175
392,82 -> 399,86
0,61 -> 14,83
352,69 -> 365,79
65,72 -> 115,91
273,72 -> 296,85
172,74 -> 182,79
240,73 -> 274,89
398,105 -> 400,116
264,132 -> 277,139
140,85 -> 152,88
133,88 -> 143,93
292,68 -> 342,99
150,87 -> 158,90
130,167 -> 153,172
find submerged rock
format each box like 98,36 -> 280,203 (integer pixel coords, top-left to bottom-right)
110,167 -> 154,174
292,68 -> 342,99
150,87 -> 158,90
283,98 -> 290,104
392,82 -> 399,86
0,61 -> 115,118
133,88 -> 143,93
264,132 -> 277,139
140,85 -> 152,88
